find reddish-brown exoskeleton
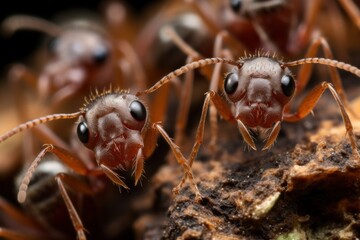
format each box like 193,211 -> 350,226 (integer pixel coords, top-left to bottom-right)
137,55 -> 360,194
134,0 -> 215,80
186,0 -> 360,57
1,10 -> 145,116
0,159 -> 102,240
0,9 -> 146,177
0,88 -> 195,239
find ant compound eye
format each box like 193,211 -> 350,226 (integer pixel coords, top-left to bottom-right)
281,74 -> 295,97
230,0 -> 242,12
129,100 -> 146,122
77,121 -> 89,143
93,45 -> 109,64
224,72 -> 239,95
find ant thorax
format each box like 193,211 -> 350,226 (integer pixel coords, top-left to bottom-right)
224,57 -> 295,129
77,90 -> 148,170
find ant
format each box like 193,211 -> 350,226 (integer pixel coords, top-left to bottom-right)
0,87 -> 196,239
1,9 -> 145,116
137,55 -> 360,194
184,0 -> 360,60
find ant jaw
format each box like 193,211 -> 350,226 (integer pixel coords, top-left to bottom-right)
133,149 -> 144,186
262,121 -> 281,151
237,120 -> 257,150
100,164 -> 129,190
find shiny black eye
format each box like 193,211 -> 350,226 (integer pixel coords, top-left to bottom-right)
129,100 -> 146,122
93,45 -> 109,64
77,122 -> 89,143
281,75 -> 295,97
230,0 -> 242,12
224,72 -> 239,95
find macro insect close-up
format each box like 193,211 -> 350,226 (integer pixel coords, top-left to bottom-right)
1,0 -> 360,240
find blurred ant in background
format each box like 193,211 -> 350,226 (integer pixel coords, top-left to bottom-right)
1,5 -> 145,117
185,0 -> 360,58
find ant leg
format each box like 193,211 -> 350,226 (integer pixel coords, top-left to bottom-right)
185,0 -> 220,36
337,0 -> 360,29
50,83 -> 83,109
17,145 -> 91,203
0,196 -> 43,233
1,15 -> 61,36
284,82 -> 360,161
188,93 -> 211,167
207,91 -> 235,123
163,30 -> 229,149
163,26 -> 214,80
288,36 -> 356,117
32,125 -> 70,151
8,64 -> 38,120
102,1 -> 127,40
0,228 -> 42,240
208,31 -> 229,150
185,0 -> 247,53
55,173 -> 95,240
154,123 -> 201,200
116,41 -> 147,92
288,0 -> 322,54
180,91 -> 234,167
174,56 -> 195,147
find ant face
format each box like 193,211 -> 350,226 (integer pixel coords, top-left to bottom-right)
39,27 -> 116,104
48,29 -> 111,67
77,92 -> 148,169
223,57 -> 295,128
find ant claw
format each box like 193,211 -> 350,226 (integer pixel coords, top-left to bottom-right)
194,192 -> 203,203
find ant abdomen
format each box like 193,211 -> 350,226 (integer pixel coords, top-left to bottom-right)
16,158 -> 98,239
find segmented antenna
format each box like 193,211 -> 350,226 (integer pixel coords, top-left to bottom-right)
284,58 -> 360,78
0,111 -> 84,143
17,145 -> 54,203
136,57 -> 241,96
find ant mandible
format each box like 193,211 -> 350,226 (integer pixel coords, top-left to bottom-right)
137,55 -> 360,181
0,88 -> 195,240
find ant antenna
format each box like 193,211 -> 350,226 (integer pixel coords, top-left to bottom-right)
1,15 -> 62,37
284,57 -> 360,78
136,57 -> 241,96
0,111 -> 84,143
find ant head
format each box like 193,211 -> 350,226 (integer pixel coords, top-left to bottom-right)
76,90 -> 148,170
223,56 -> 295,128
47,28 -> 111,67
